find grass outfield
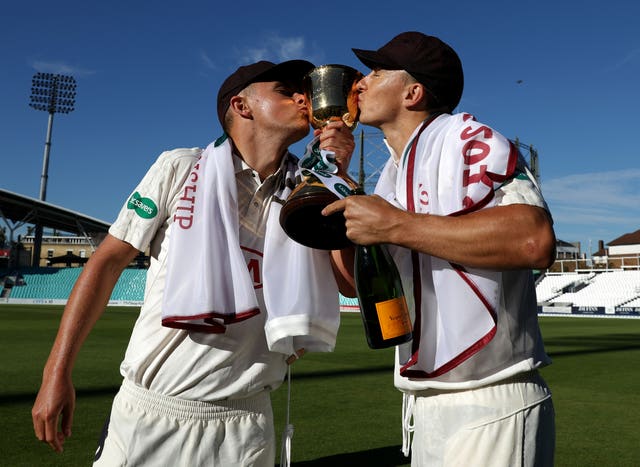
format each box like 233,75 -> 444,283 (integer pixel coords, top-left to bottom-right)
1,305 -> 639,466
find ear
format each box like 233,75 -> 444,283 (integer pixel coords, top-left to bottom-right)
229,95 -> 253,119
404,83 -> 428,110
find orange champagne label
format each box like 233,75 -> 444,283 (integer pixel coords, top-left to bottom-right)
375,297 -> 412,340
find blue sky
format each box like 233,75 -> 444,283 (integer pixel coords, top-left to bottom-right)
1,0 -> 638,256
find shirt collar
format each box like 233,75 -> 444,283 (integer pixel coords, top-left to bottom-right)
231,148 -> 290,184
383,121 -> 426,167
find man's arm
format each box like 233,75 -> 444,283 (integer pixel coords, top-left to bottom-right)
316,120 -> 357,295
323,195 -> 556,271
31,234 -> 140,453
330,247 -> 356,297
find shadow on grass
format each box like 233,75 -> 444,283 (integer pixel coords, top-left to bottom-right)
5,333 -> 639,406
1,367 -> 396,405
285,445 -> 409,467
292,365 -> 394,380
544,333 -> 640,357
0,386 -> 120,405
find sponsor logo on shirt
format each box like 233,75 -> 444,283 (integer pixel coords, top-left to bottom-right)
127,192 -> 158,219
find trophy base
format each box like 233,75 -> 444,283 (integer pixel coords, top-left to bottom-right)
279,189 -> 352,250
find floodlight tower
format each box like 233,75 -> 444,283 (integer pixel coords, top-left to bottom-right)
512,138 -> 540,183
29,72 -> 77,266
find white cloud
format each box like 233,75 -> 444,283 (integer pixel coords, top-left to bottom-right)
548,205 -> 633,226
275,36 -> 305,61
30,60 -> 95,77
234,33 -> 324,65
610,48 -> 640,71
199,33 -> 325,76
199,50 -> 216,70
542,169 -> 640,247
240,46 -> 270,63
543,169 -> 640,214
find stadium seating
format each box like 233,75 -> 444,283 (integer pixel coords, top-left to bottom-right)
339,294 -> 360,312
7,268 -> 81,300
4,267 -> 147,302
623,297 -> 640,307
2,268 -> 363,310
535,272 -> 595,302
111,268 -> 146,301
547,270 -> 640,307
4,267 -> 639,312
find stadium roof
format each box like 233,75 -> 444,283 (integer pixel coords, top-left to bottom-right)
0,188 -> 110,236
608,229 -> 640,246
556,239 -> 579,252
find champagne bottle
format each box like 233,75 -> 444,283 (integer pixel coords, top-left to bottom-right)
354,236 -> 413,349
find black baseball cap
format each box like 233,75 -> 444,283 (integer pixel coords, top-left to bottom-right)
352,31 -> 464,112
216,59 -> 315,127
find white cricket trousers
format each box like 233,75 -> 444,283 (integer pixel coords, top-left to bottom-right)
93,379 -> 275,467
408,370 -> 555,467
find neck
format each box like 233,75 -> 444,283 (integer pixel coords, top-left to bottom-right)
229,126 -> 292,180
380,112 -> 432,161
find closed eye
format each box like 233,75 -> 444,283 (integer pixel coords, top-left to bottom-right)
276,79 -> 305,96
275,83 -> 297,97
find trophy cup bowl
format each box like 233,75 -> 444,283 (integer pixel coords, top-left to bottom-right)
306,64 -> 361,131
279,64 -> 362,250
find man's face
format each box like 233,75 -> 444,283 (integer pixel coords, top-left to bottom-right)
356,69 -> 409,128
244,81 -> 310,143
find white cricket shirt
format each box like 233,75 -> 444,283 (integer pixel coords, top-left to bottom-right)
109,147 -> 291,401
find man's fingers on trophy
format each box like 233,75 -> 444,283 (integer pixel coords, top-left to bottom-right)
323,121 -> 338,131
322,199 -> 346,216
325,120 -> 346,132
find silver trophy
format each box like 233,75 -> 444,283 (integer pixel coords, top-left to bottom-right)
279,64 -> 362,250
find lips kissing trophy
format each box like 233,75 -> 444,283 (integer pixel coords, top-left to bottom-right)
279,64 -> 362,250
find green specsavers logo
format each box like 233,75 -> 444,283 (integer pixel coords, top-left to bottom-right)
127,192 -> 158,219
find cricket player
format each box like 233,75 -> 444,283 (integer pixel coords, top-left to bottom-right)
324,31 -> 556,466
33,59 -> 356,466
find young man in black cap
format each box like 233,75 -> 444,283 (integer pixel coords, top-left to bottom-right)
324,32 -> 556,465
32,59 -> 356,466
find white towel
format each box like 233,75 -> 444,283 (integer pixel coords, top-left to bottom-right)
377,113 -> 517,377
162,135 -> 340,355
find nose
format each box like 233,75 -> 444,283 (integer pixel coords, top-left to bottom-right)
294,92 -> 307,105
356,75 -> 367,92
